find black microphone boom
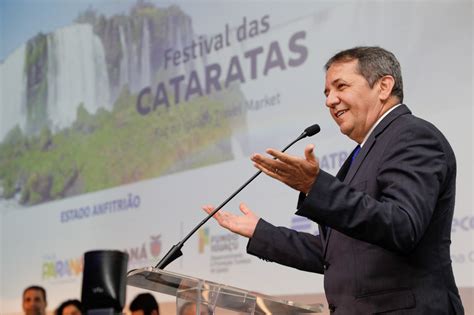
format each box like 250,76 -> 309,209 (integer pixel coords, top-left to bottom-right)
155,124 -> 321,269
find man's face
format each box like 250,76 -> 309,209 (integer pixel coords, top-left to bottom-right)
324,59 -> 384,143
22,289 -> 46,315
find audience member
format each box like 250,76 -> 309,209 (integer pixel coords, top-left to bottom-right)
179,301 -> 211,315
22,285 -> 47,315
56,299 -> 83,315
129,293 -> 160,315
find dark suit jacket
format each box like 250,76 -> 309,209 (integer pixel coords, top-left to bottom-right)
247,105 -> 464,314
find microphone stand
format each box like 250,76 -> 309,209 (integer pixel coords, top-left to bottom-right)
155,124 -> 320,269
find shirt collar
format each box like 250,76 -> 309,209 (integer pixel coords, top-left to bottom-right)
360,103 -> 402,147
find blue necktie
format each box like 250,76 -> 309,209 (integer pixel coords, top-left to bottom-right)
351,145 -> 361,165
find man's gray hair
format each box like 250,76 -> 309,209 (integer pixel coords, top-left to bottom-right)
325,46 -> 404,102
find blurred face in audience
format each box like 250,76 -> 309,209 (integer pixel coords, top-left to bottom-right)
62,304 -> 82,315
22,289 -> 47,315
180,303 -> 209,315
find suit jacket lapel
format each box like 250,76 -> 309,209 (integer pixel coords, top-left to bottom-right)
322,104 -> 411,257
321,146 -> 360,256
344,104 -> 411,184
336,153 -> 353,181
344,138 -> 373,184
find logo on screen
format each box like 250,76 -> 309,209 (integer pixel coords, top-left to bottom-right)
124,234 -> 163,262
452,216 -> 474,233
149,235 -> 162,257
42,255 -> 84,280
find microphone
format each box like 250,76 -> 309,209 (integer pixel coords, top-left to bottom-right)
154,124 -> 321,269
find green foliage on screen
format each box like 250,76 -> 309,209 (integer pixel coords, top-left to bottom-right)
0,86 -> 244,206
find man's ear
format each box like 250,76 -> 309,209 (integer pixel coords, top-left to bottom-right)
151,310 -> 159,315
378,75 -> 395,101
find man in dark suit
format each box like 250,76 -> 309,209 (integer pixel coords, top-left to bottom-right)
203,47 -> 464,314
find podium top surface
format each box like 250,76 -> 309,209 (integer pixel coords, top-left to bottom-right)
127,267 -> 322,314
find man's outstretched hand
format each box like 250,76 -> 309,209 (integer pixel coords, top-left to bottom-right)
202,203 -> 260,238
251,144 -> 319,194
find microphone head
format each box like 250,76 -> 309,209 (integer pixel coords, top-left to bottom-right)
304,124 -> 321,137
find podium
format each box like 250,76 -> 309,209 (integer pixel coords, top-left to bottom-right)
127,267 -> 322,314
